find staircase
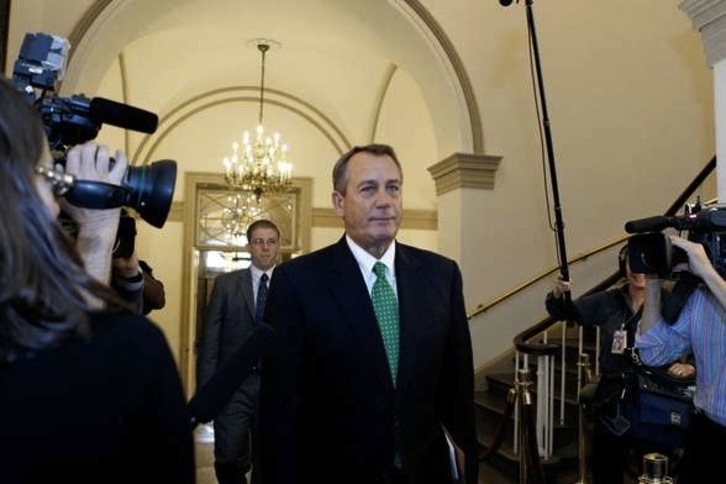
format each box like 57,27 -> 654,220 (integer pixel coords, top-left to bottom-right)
475,322 -> 595,483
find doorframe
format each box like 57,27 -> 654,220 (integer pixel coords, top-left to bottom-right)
179,172 -> 312,395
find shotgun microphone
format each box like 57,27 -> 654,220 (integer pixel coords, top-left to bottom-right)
624,216 -> 675,234
89,97 -> 158,134
189,323 -> 276,428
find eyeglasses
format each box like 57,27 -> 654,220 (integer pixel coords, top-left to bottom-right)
35,165 -> 74,197
250,238 -> 279,247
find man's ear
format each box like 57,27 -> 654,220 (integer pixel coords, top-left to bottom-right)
332,191 -> 345,216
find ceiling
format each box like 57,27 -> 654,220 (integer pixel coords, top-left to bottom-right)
58,0 -> 479,162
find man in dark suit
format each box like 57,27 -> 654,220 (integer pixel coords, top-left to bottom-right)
258,144 -> 478,484
196,219 -> 280,484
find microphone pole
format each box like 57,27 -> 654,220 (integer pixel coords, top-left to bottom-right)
502,0 -> 571,292
501,3 -> 578,480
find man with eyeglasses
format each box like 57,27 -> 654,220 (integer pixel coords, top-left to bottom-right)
196,218 -> 281,484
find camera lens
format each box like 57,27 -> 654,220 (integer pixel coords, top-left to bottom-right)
123,159 -> 177,228
62,159 -> 178,229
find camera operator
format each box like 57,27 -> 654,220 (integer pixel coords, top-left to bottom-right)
0,75 -> 194,483
637,234 -> 726,484
111,250 -> 145,314
546,246 -> 686,483
112,253 -> 167,315
138,259 -> 166,314
110,211 -> 166,315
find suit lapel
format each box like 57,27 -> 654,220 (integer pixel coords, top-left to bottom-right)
238,269 -> 255,321
394,245 -> 425,395
327,238 -> 393,391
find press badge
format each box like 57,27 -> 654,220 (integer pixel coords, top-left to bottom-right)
611,329 -> 626,354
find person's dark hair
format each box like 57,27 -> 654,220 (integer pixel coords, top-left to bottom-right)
332,143 -> 402,194
0,76 -> 124,365
618,245 -> 628,278
246,219 -> 281,243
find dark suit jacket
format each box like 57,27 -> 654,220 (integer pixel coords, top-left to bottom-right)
196,268 -> 258,447
258,237 -> 478,484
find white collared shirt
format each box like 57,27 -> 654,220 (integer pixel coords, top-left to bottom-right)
345,235 -> 398,298
250,264 -> 274,297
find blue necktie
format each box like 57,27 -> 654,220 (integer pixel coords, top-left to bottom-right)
255,273 -> 269,325
371,262 -> 400,386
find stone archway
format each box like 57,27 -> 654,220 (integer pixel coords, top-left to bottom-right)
61,0 -> 482,158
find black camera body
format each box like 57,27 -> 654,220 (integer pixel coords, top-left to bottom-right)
625,204 -> 726,278
113,212 -> 137,259
12,32 -> 176,228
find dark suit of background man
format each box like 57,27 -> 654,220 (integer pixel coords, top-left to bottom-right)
258,144 -> 478,484
197,219 -> 280,484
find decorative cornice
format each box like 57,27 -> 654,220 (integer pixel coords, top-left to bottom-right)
427,153 -> 502,196
680,0 -> 726,66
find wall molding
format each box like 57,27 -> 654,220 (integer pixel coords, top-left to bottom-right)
427,152 -> 502,196
169,201 -> 436,231
680,0 -> 726,66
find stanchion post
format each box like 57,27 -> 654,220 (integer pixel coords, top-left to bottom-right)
573,353 -> 593,484
638,453 -> 673,484
516,368 -> 533,484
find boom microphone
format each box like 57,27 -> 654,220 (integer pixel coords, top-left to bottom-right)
189,323 -> 276,427
89,97 -> 158,134
624,216 -> 674,234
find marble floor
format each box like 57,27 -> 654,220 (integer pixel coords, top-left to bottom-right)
194,424 -> 217,484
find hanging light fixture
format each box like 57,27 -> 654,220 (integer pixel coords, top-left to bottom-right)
223,39 -> 293,200
221,192 -> 262,240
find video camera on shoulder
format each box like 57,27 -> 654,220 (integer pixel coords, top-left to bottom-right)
12,32 -> 177,228
625,202 -> 726,278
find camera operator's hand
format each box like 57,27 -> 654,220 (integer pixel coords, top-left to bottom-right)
669,235 -> 726,312
111,251 -> 144,314
552,274 -> 572,299
669,236 -> 715,280
113,251 -> 141,279
60,141 -> 128,286
667,361 -> 696,379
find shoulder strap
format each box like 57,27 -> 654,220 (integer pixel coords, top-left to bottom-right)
626,348 -> 695,388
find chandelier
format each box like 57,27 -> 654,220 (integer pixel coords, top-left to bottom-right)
221,192 -> 262,240
223,40 -> 293,201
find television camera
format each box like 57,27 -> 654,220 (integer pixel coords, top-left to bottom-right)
12,32 -> 176,228
624,202 -> 726,278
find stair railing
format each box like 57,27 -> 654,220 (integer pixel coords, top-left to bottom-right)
502,156 -> 715,473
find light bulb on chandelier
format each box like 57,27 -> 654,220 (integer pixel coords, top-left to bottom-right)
221,192 -> 262,240
223,39 -> 292,201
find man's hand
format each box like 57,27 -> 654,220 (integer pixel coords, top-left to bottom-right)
669,235 -> 726,312
60,141 -> 129,287
669,236 -> 716,281
59,141 -> 128,228
552,274 -> 572,299
667,362 -> 695,378
113,252 -> 141,279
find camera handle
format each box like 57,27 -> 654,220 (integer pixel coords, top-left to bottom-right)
64,180 -> 131,209
501,0 -> 572,289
